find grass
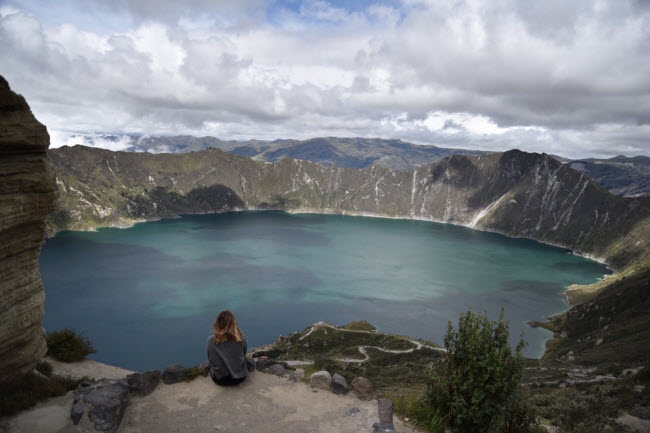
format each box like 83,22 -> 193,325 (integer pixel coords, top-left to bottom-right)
184,366 -> 209,382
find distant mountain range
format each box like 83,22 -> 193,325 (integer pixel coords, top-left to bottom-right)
564,155 -> 650,197
94,135 -> 484,171
69,135 -> 650,197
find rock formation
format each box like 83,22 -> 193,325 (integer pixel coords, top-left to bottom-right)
0,76 -> 57,378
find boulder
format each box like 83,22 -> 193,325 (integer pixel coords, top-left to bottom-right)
289,368 -> 305,383
255,358 -> 272,371
372,422 -> 396,433
199,361 -> 210,372
351,377 -> 374,401
331,373 -> 348,395
246,358 -> 256,372
377,398 -> 394,424
162,364 -> 186,384
309,371 -> 332,390
71,399 -> 84,425
267,364 -> 286,376
75,378 -> 130,432
126,370 -> 161,396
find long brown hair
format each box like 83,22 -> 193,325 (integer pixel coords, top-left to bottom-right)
213,310 -> 244,344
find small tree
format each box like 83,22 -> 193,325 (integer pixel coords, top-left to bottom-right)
430,309 -> 527,433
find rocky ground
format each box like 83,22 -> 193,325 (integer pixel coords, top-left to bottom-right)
1,356 -> 419,433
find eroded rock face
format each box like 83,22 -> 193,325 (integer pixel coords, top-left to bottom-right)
0,75 -> 57,379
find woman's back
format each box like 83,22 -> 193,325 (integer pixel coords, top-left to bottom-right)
206,334 -> 248,380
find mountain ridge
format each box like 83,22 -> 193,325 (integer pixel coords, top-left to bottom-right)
48,144 -> 650,271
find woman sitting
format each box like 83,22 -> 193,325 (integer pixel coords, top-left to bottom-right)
207,310 -> 248,386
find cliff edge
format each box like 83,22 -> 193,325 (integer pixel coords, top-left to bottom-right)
0,76 -> 57,378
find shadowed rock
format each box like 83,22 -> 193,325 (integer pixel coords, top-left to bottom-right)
331,373 -> 348,395
0,75 -> 57,379
126,370 -> 161,396
162,364 -> 186,385
267,364 -> 286,376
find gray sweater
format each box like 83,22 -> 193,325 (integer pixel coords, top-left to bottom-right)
206,335 -> 248,380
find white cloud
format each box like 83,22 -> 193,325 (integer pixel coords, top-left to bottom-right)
1,0 -> 649,159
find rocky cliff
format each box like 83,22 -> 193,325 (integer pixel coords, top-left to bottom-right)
49,145 -> 650,269
0,76 -> 57,378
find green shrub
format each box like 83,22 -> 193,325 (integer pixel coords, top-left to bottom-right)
46,328 -> 96,362
429,309 -> 531,433
535,390 -> 626,433
34,360 -> 53,377
392,392 -> 448,433
499,392 -> 541,433
184,366 -> 209,382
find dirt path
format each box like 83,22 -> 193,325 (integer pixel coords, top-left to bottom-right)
293,322 -> 446,364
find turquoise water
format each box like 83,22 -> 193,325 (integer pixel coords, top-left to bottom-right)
40,211 -> 610,371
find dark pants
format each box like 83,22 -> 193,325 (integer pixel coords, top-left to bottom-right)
211,373 -> 246,386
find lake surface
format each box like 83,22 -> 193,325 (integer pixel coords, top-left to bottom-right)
41,211 -> 610,371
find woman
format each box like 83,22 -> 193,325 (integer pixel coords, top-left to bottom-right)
206,310 -> 248,386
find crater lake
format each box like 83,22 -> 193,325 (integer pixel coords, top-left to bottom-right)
40,211 -> 610,371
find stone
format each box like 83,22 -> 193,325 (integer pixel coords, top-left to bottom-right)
331,373 -> 348,395
126,370 -> 161,396
79,378 -> 130,433
71,400 -> 84,425
0,76 -> 57,379
255,358 -> 272,371
162,364 -> 186,384
289,368 -> 305,383
200,361 -> 210,372
246,358 -> 256,372
377,398 -> 394,424
267,364 -> 286,376
309,371 -> 332,390
372,422 -> 396,433
346,407 -> 360,417
351,377 -> 374,401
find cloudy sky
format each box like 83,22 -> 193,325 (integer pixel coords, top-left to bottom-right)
1,0 -> 649,158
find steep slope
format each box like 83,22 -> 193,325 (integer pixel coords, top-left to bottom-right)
49,145 -> 650,269
541,265 -> 650,365
0,77 -> 57,378
566,155 -> 650,197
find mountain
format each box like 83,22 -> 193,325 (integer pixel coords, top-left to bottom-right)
0,77 -> 57,378
566,155 -> 650,197
77,135 -> 484,171
48,145 -> 650,270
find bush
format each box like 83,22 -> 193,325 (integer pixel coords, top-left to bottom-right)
391,392 -> 448,433
0,371 -> 95,417
46,328 -> 96,362
34,360 -> 53,377
499,392 -> 541,433
429,309 -> 531,433
540,390 -> 626,433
